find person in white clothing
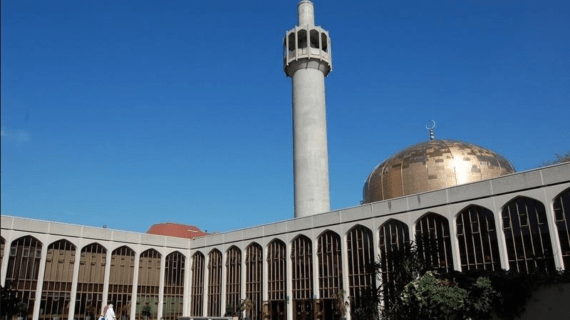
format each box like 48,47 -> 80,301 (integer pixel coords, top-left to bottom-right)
105,304 -> 116,320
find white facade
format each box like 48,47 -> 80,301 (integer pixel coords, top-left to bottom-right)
2,162 -> 570,320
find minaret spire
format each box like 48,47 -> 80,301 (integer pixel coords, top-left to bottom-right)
284,1 -> 333,218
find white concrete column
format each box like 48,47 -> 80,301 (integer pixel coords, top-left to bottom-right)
340,233 -> 351,320
32,243 -> 48,320
241,247 -> 246,305
311,236 -> 319,300
202,255 -> 210,317
543,190 -> 565,269
447,209 -> 462,272
297,0 -> 314,26
68,248 -> 82,320
102,248 -> 112,307
220,251 -> 227,316
183,252 -> 191,316
492,198 -> 511,270
372,221 -> 383,313
291,68 -> 331,218
157,253 -> 166,320
262,244 -> 268,302
286,242 -> 293,320
130,250 -> 140,320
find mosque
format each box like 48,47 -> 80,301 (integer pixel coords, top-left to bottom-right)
1,1 -> 569,320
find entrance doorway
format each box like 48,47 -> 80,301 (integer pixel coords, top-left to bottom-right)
268,300 -> 286,320
321,299 -> 342,320
293,299 -> 313,320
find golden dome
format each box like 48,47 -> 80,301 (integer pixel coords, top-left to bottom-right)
362,139 -> 515,203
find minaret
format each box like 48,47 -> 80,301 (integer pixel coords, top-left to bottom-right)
284,1 -> 332,218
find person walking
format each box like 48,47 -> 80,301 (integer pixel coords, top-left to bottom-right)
105,304 -> 116,320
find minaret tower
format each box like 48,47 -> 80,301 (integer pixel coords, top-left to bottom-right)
284,1 -> 332,218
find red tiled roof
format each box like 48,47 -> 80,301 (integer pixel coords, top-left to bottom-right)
146,223 -> 209,239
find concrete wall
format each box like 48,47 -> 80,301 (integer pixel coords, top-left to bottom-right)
2,162 -> 570,320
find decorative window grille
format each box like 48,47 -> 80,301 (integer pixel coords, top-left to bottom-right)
267,239 -> 286,301
75,243 -> 106,320
40,240 -> 76,320
246,243 -> 263,320
163,252 -> 184,320
190,252 -> 205,317
6,236 -> 43,320
554,187 -> 570,268
416,213 -> 454,273
346,225 -> 375,313
108,246 -> 136,319
379,220 -> 409,308
291,235 -> 313,300
456,206 -> 501,271
207,250 -> 222,317
136,249 -> 161,320
503,197 -> 555,273
226,247 -> 242,316
316,231 -> 343,299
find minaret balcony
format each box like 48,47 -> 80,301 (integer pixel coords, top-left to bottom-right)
283,26 -> 332,71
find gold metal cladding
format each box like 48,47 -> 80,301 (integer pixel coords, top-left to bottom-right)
363,139 -> 516,203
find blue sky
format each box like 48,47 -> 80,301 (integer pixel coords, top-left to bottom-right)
2,0 -> 569,234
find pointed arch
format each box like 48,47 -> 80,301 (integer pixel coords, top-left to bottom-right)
346,225 -> 375,314
190,251 -> 205,317
553,187 -> 570,268
316,230 -> 343,299
108,246 -> 136,318
245,243 -> 263,320
267,239 -> 286,302
40,239 -> 76,320
136,249 -> 161,320
378,219 -> 409,309
6,235 -> 43,320
75,243 -> 107,320
503,196 -> 555,273
226,246 -> 242,316
416,213 -> 454,273
163,251 -> 184,320
290,235 -> 313,301
456,205 -> 501,271
207,249 -> 222,317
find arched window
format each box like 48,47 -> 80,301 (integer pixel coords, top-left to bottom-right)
346,225 -> 375,314
190,252 -> 205,317
207,249 -> 222,317
245,243 -> 263,320
6,236 -> 43,319
288,33 -> 296,52
554,187 -> 570,268
379,220 -> 409,308
297,30 -> 307,49
317,231 -> 343,299
310,29 -> 319,48
266,239 -> 286,318
321,33 -> 328,52
136,249 -> 161,320
226,246 -> 242,316
456,206 -> 501,271
163,252 -> 184,320
291,235 -> 313,319
503,197 -> 555,273
416,213 -> 454,273
39,240 -> 76,320
108,246 -> 136,319
75,243 -> 106,320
